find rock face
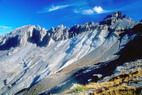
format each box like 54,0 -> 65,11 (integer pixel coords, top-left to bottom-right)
0,12 -> 142,95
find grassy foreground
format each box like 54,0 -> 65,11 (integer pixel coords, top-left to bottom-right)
64,68 -> 142,95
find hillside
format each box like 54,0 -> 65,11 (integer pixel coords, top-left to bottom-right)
0,12 -> 142,95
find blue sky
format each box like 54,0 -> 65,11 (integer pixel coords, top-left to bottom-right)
0,0 -> 142,35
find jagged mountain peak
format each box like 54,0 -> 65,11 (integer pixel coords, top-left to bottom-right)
104,11 -> 125,20
100,11 -> 135,28
49,25 -> 69,34
4,12 -> 134,36
13,25 -> 46,34
0,25 -> 48,49
55,24 -> 67,29
0,12 -> 138,51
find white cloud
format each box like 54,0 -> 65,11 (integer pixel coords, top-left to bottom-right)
93,6 -> 106,14
37,5 -> 69,13
48,5 -> 69,12
75,6 -> 109,15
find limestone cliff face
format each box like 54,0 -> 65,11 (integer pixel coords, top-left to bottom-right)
0,12 -> 142,95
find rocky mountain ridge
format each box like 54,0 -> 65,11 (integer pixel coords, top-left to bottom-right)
0,12 -> 142,95
0,12 -> 136,49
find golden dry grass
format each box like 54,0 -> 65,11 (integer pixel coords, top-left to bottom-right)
64,68 -> 142,95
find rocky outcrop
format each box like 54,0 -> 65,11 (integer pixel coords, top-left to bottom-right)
100,11 -> 127,25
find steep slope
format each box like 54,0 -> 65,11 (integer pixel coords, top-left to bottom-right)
0,12 -> 142,95
65,60 -> 142,95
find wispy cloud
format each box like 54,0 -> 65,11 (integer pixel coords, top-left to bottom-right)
0,25 -> 13,35
75,6 -> 109,15
82,9 -> 94,15
48,5 -> 69,12
0,26 -> 12,29
37,5 -> 69,13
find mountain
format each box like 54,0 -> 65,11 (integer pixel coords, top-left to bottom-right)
0,12 -> 142,95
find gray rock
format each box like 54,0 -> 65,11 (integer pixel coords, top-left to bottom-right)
0,12 -> 142,95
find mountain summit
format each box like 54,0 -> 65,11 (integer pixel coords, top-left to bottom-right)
0,12 -> 142,95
